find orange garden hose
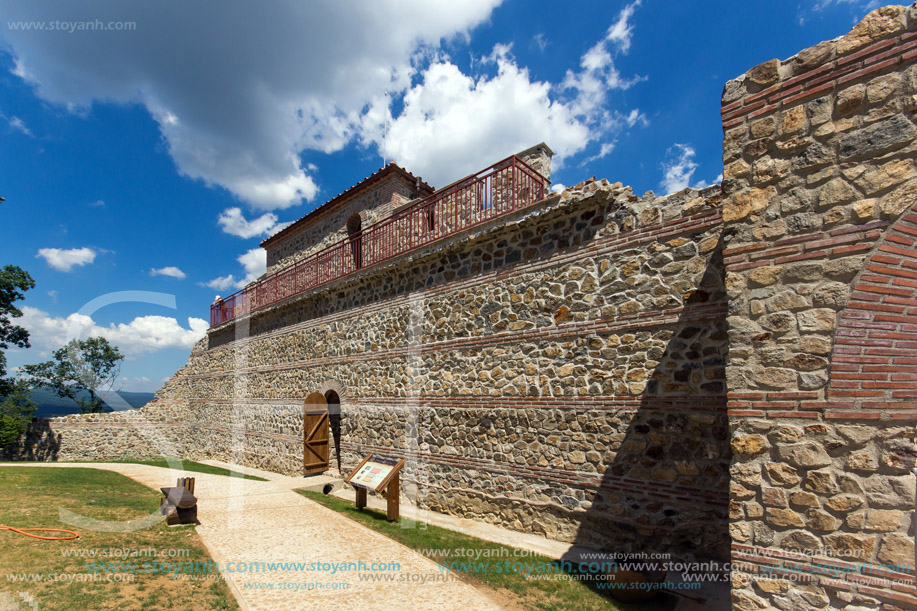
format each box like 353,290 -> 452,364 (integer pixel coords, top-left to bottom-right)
0,525 -> 79,540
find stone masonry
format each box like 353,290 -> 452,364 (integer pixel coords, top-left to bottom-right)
4,6 -> 916,609
721,5 -> 917,609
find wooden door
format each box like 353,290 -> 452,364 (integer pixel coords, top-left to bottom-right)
303,392 -> 329,475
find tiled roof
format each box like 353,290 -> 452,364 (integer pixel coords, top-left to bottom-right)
260,163 -> 433,248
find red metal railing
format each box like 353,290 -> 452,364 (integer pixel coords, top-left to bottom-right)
210,155 -> 549,327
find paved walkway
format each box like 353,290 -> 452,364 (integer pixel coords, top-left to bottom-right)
0,462 -> 500,611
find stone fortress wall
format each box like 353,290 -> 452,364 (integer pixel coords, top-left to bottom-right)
720,5 -> 917,609
5,6 -> 916,608
191,177 -> 731,559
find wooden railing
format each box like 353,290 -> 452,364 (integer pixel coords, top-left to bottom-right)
210,155 -> 549,327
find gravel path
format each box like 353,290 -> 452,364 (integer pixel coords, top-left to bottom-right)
0,462 -> 501,611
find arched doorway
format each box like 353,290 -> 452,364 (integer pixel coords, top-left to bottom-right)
303,392 -> 329,475
346,213 -> 363,269
325,390 -> 342,472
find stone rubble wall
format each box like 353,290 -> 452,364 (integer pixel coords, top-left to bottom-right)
0,400 -> 191,462
721,5 -> 917,610
176,179 -> 732,559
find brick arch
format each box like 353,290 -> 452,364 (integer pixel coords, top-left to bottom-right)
347,208 -> 369,226
825,199 -> 917,417
318,379 -> 345,401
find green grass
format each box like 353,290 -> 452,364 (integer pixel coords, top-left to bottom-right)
0,467 -> 239,610
84,457 -> 268,482
296,489 -> 677,611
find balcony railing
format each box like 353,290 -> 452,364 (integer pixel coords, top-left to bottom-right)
210,155 -> 550,327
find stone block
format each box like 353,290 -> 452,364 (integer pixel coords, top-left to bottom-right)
836,6 -> 907,55
754,367 -> 797,389
879,179 -> 917,219
817,178 -> 857,208
780,105 -> 807,137
866,73 -> 902,104
824,533 -> 876,559
731,434 -> 769,456
812,281 -> 849,308
806,509 -> 840,532
835,84 -> 865,116
746,502 -> 764,519
732,589 -> 769,611
804,470 -> 838,495
856,159 -> 915,195
763,487 -> 787,507
766,463 -> 801,487
748,59 -> 780,87
723,187 -> 775,222
732,462 -> 762,487
768,425 -> 803,444
779,530 -> 821,552
864,509 -> 904,532
838,115 -> 917,160
776,443 -> 832,468
748,266 -> 782,286
846,450 -> 878,472
877,534 -> 915,566
797,309 -> 836,333
789,491 -> 820,508
766,507 -> 805,528
824,494 -> 864,513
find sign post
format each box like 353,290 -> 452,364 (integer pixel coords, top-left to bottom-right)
344,454 -> 405,521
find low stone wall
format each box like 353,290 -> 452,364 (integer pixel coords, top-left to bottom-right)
1,400 -> 190,462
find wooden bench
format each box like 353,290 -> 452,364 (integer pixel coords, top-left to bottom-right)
159,477 -> 198,525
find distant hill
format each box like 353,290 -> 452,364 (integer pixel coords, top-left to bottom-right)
28,388 -> 155,418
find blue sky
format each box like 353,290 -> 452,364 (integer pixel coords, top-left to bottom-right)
0,0 -> 879,393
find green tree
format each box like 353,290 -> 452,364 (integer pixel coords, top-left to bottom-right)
0,264 -> 36,445
23,337 -> 125,414
0,379 -> 34,446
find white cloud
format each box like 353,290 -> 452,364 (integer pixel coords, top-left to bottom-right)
367,1 -> 647,185
36,246 -> 96,272
88,199 -> 105,207
8,115 -> 32,136
375,59 -> 591,186
606,0 -> 642,53
659,144 -> 721,194
217,207 -> 279,239
202,275 -> 238,292
660,144 -> 698,194
560,1 -> 644,120
47,290 -> 58,303
17,306 -> 207,358
150,266 -> 186,280
238,248 -> 267,284
813,0 -> 879,10
0,1 -> 502,209
201,247 -> 267,291
0,1 -> 651,206
582,141 -> 617,165
625,109 -> 648,128
532,33 -> 548,52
